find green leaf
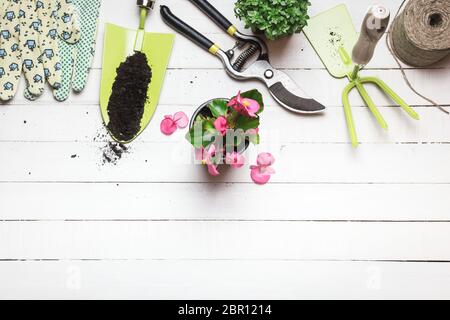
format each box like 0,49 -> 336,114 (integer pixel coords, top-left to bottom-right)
203,119 -> 216,133
185,119 -> 218,148
208,99 -> 228,118
236,115 -> 260,131
202,132 -> 216,148
186,127 -> 202,149
235,0 -> 311,40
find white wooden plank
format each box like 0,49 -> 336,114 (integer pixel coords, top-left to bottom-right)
92,0 -> 449,70
1,260 -> 450,299
1,183 -> 449,221
0,221 -> 449,260
1,105 -> 449,144
0,142 -> 449,183
3,69 -> 449,110
92,24 -> 450,71
92,29 -> 450,70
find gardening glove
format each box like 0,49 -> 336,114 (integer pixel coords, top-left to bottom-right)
25,0 -> 101,102
0,0 -> 47,101
22,0 -> 81,101
56,0 -> 101,101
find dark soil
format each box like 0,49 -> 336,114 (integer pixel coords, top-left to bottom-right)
329,28 -> 343,46
94,130 -> 131,166
107,51 -> 152,142
102,141 -> 128,165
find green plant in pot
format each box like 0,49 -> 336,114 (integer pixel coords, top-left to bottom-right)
187,90 -> 264,176
235,0 -> 311,40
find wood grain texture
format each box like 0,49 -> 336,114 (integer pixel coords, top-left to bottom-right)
1,261 -> 450,299
0,0 -> 449,299
5,69 -> 450,109
0,142 -> 449,183
1,183 -> 449,221
1,221 -> 450,261
1,105 -> 449,143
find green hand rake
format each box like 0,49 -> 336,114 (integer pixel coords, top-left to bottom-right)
304,4 -> 420,147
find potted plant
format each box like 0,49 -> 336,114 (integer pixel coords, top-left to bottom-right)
234,0 -> 311,40
186,90 -> 264,176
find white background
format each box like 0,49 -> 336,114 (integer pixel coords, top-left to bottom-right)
1,0 -> 450,299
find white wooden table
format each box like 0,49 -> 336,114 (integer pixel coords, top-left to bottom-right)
1,0 -> 450,299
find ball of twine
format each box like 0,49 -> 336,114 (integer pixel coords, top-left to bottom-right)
390,0 -> 450,67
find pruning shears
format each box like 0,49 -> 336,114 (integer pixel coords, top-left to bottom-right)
160,0 -> 326,114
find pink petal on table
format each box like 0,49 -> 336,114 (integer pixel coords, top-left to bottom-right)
173,111 -> 189,128
257,152 -> 275,167
160,116 -> 178,135
250,167 -> 271,185
261,166 -> 276,175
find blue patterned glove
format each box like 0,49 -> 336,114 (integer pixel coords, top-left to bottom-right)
24,0 -> 101,101
1,0 -> 47,100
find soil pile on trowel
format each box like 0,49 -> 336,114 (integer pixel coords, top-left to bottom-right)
106,52 -> 152,142
99,1 -> 174,146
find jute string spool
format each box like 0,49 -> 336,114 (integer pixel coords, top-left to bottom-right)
390,0 -> 450,67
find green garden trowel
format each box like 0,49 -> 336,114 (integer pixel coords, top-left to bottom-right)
303,4 -> 419,148
100,0 -> 174,144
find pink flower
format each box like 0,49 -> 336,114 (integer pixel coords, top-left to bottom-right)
160,111 -> 189,135
196,144 -> 220,176
227,91 -> 260,118
207,163 -> 220,176
225,152 -> 245,168
250,153 -> 275,185
214,116 -> 228,136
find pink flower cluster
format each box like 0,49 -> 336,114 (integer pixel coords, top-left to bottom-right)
196,145 -> 275,185
195,145 -> 245,177
212,91 -> 260,136
160,91 -> 275,185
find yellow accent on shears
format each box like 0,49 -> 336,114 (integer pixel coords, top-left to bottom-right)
208,44 -> 220,55
227,25 -> 237,36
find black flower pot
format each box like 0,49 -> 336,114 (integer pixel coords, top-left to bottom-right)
190,98 -> 250,157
